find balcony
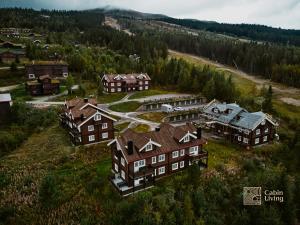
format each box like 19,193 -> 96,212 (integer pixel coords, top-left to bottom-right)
187,150 -> 208,159
129,165 -> 154,179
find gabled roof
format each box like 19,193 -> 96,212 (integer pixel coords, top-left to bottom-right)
64,98 -> 116,125
0,93 -> 12,102
204,101 -> 277,131
110,123 -> 205,163
102,73 -> 151,83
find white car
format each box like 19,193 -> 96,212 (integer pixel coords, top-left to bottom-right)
174,107 -> 184,111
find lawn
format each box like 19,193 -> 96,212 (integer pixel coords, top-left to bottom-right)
137,112 -> 166,123
128,89 -> 176,100
97,93 -> 127,104
132,124 -> 150,133
0,68 -> 25,86
114,122 -> 131,133
273,99 -> 300,121
109,101 -> 141,112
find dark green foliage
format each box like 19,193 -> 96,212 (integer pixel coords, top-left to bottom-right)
157,17 -> 300,46
39,174 -> 59,209
0,102 -> 57,157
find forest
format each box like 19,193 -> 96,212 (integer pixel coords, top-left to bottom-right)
157,17 -> 300,46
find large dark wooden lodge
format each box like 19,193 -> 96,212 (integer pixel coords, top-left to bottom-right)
101,73 -> 151,93
108,123 -> 208,196
26,61 -> 68,80
203,101 -> 278,147
26,75 -> 60,96
60,98 -> 116,146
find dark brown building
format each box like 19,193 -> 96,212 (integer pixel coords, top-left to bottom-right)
102,73 -> 151,93
0,41 -> 26,63
108,123 -> 208,196
202,101 -> 278,147
0,93 -> 12,123
26,75 -> 60,96
26,61 -> 68,80
60,98 -> 116,146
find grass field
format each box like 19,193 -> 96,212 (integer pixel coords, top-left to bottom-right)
114,122 -> 131,133
9,84 -> 32,101
128,89 -> 176,100
109,101 -> 141,112
132,124 -> 150,133
97,93 -> 127,103
137,112 -> 166,123
0,69 -> 25,86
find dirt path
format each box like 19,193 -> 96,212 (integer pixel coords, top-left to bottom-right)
169,50 -> 300,99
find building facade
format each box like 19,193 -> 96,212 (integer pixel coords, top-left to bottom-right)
202,101 -> 278,147
0,41 -> 26,63
108,123 -> 208,196
0,93 -> 12,123
26,61 -> 68,80
101,73 -> 151,93
26,75 -> 60,96
60,98 -> 116,146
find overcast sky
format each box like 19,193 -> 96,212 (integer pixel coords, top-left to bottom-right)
1,0 -> 300,29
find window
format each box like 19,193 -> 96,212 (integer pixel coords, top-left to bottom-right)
172,163 -> 178,171
63,72 -> 68,77
158,154 -> 165,162
102,132 -> 108,139
102,123 -> 108,129
89,135 -> 95,142
158,166 -> 165,175
180,149 -> 185,156
134,160 -> 145,168
255,138 -> 260,144
114,154 -> 118,160
263,136 -> 268,142
114,163 -> 118,172
139,81 -> 143,85
117,82 -> 121,86
28,74 -> 35,79
265,128 -> 269,133
121,170 -> 125,179
189,146 -> 198,155
244,130 -> 250,135
88,125 -> 94,132
183,135 -> 190,143
111,83 -> 115,87
172,151 -> 179,158
180,161 -> 185,168
145,86 -> 149,90
139,86 -> 143,90
117,88 -> 121,92
261,120 -> 266,125
243,138 -> 249,144
238,136 -> 242,141
111,88 -> 115,92
121,157 -> 125,166
152,156 -> 156,164
95,114 -> 101,121
256,129 -> 261,135
145,144 -> 152,151
145,81 -> 149,84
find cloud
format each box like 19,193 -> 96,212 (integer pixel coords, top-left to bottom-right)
1,0 -> 300,29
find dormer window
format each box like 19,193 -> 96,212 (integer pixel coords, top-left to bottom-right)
213,108 -> 219,113
261,120 -> 266,125
183,136 -> 189,143
95,114 -> 101,121
145,144 -> 152,151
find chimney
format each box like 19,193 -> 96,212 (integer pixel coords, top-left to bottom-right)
197,127 -> 202,139
84,98 -> 88,103
80,114 -> 85,121
127,141 -> 133,155
155,127 -> 160,132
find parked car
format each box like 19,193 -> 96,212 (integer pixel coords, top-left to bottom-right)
161,104 -> 174,113
174,107 -> 184,111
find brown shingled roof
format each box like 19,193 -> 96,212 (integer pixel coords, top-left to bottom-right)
103,73 -> 151,83
116,123 -> 205,163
